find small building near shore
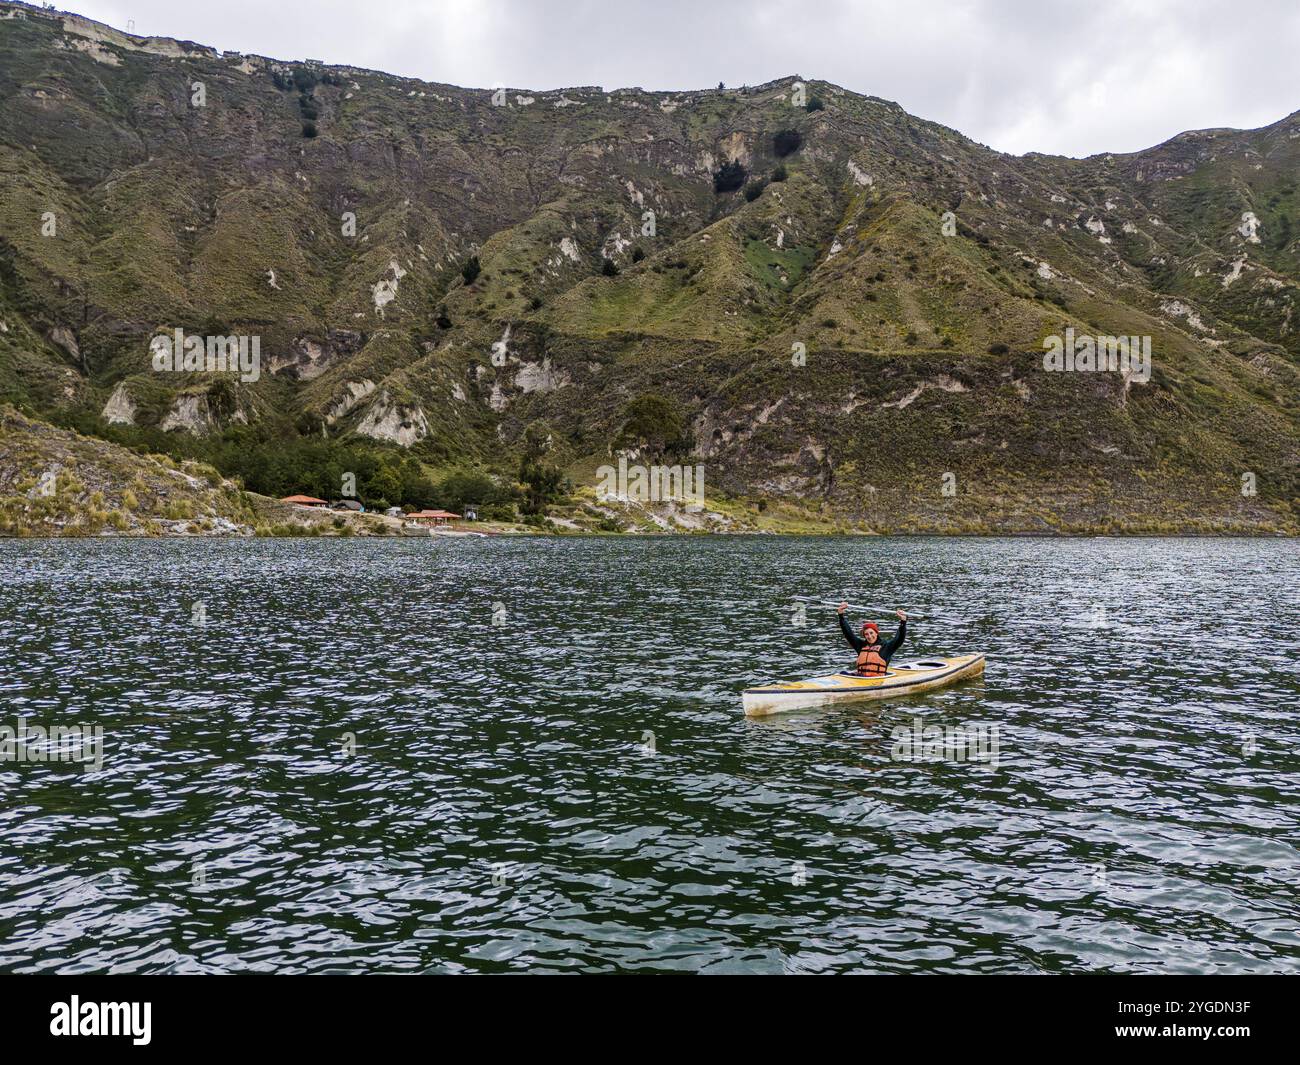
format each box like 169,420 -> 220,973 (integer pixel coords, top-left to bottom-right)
407,509 -> 461,526
282,494 -> 328,508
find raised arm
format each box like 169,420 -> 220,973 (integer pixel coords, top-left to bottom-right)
837,603 -> 863,651
880,612 -> 908,661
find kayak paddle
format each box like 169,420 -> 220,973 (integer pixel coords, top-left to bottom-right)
791,596 -> 929,621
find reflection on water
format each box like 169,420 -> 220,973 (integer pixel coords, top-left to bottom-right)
0,536 -> 1296,973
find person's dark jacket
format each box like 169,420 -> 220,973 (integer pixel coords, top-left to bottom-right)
839,614 -> 906,664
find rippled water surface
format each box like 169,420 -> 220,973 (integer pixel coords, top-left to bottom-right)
0,536 -> 1297,974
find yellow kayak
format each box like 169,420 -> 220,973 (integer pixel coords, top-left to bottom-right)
742,654 -> 985,717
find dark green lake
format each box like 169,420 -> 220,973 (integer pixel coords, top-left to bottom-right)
0,536 -> 1296,973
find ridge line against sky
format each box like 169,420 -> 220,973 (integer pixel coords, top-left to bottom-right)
28,0 -> 1300,158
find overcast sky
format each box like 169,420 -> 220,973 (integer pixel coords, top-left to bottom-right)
62,0 -> 1300,157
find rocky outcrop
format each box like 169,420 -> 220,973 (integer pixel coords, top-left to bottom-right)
354,391 -> 429,446
160,394 -> 213,435
372,260 -> 407,317
514,358 -> 570,394
49,326 -> 80,364
101,382 -> 135,425
327,379 -> 377,423
268,331 -> 363,380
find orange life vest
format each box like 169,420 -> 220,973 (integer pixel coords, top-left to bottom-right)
856,643 -> 888,676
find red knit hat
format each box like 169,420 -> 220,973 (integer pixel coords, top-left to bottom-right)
860,620 -> 879,638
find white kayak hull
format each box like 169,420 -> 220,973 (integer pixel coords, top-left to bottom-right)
742,654 -> 985,717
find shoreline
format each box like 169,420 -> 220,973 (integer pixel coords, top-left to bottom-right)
2,528 -> 1295,540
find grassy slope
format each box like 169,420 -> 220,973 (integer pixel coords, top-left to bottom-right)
0,3 -> 1295,533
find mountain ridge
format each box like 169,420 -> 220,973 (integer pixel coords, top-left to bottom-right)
0,0 -> 1296,534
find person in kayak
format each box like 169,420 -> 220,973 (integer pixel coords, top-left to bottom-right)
837,603 -> 908,676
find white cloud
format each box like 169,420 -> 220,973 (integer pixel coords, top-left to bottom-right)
67,0 -> 1299,156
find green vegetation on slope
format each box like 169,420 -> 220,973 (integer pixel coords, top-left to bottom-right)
0,2 -> 1296,534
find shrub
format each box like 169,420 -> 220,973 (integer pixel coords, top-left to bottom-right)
601,259 -> 619,277
631,246 -> 645,263
436,469 -> 516,513
207,379 -> 237,420
522,420 -> 555,459
743,180 -> 766,202
519,457 -> 566,515
773,129 -> 803,156
713,160 -> 747,194
988,342 -> 1009,355
301,122 -> 317,138
461,256 -> 481,284
617,393 -> 690,459
771,164 -> 787,182
805,96 -> 825,113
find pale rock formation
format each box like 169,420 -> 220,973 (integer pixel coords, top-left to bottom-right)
355,391 -> 429,445
160,394 -> 213,435
101,381 -> 136,425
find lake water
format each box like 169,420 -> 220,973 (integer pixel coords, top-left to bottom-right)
0,536 -> 1296,974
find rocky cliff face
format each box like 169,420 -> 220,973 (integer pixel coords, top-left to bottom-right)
0,0 -> 1297,531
